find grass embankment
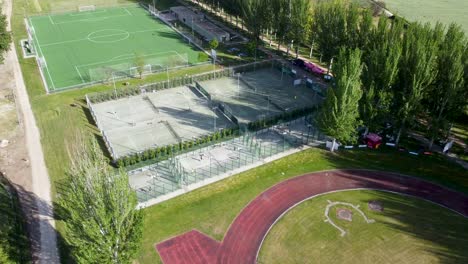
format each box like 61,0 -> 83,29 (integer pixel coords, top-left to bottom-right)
137,147 -> 467,263
259,190 -> 468,263
0,177 -> 31,263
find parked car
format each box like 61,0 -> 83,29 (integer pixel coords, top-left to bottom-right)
292,58 -> 305,68
304,62 -> 327,76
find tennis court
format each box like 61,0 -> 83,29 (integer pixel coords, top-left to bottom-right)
240,68 -> 319,111
90,86 -> 234,158
199,77 -> 283,124
27,4 -> 205,92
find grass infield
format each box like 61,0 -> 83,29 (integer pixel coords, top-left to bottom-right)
28,4 -> 203,91
259,190 -> 468,263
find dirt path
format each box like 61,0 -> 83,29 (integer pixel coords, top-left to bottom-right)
156,169 -> 468,264
1,0 -> 60,262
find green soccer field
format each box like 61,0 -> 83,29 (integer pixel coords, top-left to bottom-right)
28,4 -> 205,92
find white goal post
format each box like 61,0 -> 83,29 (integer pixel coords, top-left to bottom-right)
148,4 -> 159,16
78,5 -> 96,12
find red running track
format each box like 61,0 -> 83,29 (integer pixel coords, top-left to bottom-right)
156,169 -> 468,264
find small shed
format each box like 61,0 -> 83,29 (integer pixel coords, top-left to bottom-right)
365,133 -> 382,149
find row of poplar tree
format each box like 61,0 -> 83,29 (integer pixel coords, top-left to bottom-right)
309,2 -> 467,149
197,0 -> 467,149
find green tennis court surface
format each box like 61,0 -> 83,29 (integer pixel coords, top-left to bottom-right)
28,5 -> 204,92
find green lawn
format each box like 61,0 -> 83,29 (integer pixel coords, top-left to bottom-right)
137,147 -> 467,263
385,0 -> 468,32
0,178 -> 31,263
259,190 -> 468,264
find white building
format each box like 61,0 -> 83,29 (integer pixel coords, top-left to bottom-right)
170,6 -> 230,43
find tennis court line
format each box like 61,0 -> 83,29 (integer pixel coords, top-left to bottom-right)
40,29 -> 160,47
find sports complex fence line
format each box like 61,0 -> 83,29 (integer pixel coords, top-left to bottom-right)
86,67 -> 233,103
85,59 -> 313,162
133,116 -> 326,207
85,59 -> 289,104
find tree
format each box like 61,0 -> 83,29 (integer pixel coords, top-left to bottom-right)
134,53 -> 145,79
0,7 -> 12,63
241,0 -> 271,54
289,0 -> 310,58
316,48 -> 364,151
426,23 -> 467,149
394,22 -> 440,145
360,18 -> 403,133
311,0 -> 351,62
0,246 -> 12,264
209,39 -> 219,50
271,0 -> 290,51
57,141 -> 143,264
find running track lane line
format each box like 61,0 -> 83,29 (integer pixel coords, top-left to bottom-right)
155,169 -> 468,264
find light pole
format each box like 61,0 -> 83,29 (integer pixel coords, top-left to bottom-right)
212,106 -> 218,131
191,16 -> 194,37
237,72 -> 240,98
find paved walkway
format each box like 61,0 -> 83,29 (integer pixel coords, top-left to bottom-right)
156,169 -> 468,264
2,0 -> 59,262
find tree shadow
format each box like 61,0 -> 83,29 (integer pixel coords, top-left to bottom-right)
359,191 -> 468,264
79,104 -> 113,161
0,176 -> 31,263
318,150 -> 468,264
4,180 -> 66,264
320,148 -> 468,193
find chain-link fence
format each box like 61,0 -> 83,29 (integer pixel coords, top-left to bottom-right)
131,116 -> 325,204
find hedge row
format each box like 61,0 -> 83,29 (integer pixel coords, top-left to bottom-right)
115,127 -> 239,167
247,107 -> 316,131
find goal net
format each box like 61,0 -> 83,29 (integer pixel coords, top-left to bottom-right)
148,4 -> 160,16
78,5 -> 96,12
86,53 -> 189,83
38,57 -> 47,68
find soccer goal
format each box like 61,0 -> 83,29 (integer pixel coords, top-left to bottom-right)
148,4 -> 159,16
78,5 -> 96,12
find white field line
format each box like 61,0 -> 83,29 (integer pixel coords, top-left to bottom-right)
50,14 -> 131,25
29,18 -> 56,90
75,66 -> 85,83
123,7 -> 132,16
48,15 -> 54,25
75,50 -> 179,69
69,9 -> 107,17
40,28 -> 161,47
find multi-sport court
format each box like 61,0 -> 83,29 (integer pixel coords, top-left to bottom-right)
88,65 -> 321,160
27,4 -> 203,92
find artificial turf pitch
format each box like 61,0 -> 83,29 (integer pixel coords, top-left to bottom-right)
28,5 -> 203,92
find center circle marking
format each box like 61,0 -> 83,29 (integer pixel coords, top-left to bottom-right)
87,29 -> 130,43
